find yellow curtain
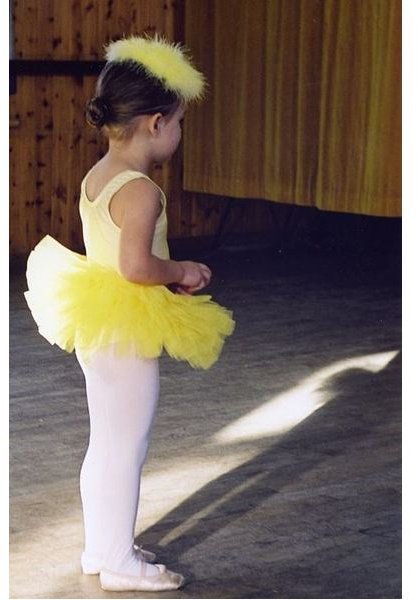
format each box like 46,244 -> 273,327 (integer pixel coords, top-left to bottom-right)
184,0 -> 400,217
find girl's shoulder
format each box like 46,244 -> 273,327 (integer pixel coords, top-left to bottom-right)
82,165 -> 165,207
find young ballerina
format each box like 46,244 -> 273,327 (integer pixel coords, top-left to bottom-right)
24,34 -> 235,592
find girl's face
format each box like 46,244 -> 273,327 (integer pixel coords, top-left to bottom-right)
152,103 -> 186,162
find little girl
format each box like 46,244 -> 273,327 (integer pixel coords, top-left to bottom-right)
24,34 -> 235,592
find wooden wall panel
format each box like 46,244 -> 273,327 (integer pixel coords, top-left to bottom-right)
10,77 -> 48,254
10,74 -> 108,254
12,0 -> 180,59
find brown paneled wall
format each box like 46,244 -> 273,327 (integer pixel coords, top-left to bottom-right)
10,0 -> 400,258
10,0 -> 275,257
12,0 -> 179,60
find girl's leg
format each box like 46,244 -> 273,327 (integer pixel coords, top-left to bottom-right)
76,345 -> 161,576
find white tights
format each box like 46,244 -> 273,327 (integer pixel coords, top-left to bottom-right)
76,345 -> 160,576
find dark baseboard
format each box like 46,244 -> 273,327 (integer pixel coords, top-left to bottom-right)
9,216 -> 402,276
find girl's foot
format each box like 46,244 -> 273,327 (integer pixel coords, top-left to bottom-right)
99,561 -> 186,592
81,544 -> 156,575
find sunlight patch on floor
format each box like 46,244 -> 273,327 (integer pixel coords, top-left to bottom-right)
143,350 -> 399,545
213,350 -> 399,445
140,450 -> 260,532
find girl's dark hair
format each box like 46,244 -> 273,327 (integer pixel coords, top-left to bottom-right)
86,61 -> 181,138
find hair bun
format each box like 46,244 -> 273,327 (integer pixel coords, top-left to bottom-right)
86,96 -> 110,127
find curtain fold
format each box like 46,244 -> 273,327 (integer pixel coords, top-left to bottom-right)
184,0 -> 400,217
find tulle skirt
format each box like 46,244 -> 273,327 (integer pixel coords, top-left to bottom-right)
24,235 -> 235,369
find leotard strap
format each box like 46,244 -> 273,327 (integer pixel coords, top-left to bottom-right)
81,169 -> 167,211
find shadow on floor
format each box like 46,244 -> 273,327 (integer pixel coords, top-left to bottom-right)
135,352 -> 401,599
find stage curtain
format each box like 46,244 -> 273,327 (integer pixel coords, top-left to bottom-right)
183,0 -> 400,217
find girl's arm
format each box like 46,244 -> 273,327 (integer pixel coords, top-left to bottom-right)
114,178 -> 185,285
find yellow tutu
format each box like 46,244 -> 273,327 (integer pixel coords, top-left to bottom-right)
24,236 -> 235,369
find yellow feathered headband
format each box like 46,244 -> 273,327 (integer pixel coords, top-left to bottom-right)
105,34 -> 206,102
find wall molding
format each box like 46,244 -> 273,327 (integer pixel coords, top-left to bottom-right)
10,59 -> 105,76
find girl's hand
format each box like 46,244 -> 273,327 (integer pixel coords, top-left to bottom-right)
177,260 -> 212,292
175,285 -> 194,295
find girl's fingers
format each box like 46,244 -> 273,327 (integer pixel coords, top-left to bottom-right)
178,268 -> 211,293
199,263 -> 212,277
200,268 -> 212,282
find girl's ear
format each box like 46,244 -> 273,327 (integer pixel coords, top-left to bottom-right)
148,113 -> 163,135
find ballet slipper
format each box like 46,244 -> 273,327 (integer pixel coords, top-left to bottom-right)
81,544 -> 156,575
99,561 -> 186,592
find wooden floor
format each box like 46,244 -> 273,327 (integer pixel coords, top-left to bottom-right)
9,243 -> 401,599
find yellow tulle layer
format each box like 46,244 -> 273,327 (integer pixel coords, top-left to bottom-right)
24,236 -> 235,369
